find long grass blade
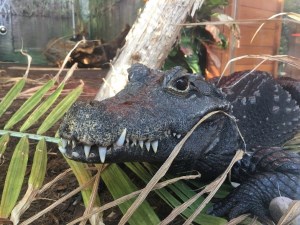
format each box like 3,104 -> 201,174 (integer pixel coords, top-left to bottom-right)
101,164 -> 160,225
80,165 -> 104,225
0,79 -> 26,118
64,158 -> 100,207
37,83 -> 83,135
0,136 -> 29,218
64,158 -> 101,225
4,80 -> 55,130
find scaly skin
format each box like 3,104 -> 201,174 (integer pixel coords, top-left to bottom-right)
59,64 -> 300,222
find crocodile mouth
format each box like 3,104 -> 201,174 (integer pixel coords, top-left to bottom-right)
59,128 -> 184,163
58,103 -> 231,164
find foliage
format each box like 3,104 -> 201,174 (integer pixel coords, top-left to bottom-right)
101,164 -> 160,225
164,0 -> 229,75
0,66 -> 105,224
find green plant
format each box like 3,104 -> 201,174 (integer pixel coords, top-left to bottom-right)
0,62 -> 103,224
164,0 -> 229,75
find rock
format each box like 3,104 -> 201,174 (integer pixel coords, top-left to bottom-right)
269,197 -> 300,225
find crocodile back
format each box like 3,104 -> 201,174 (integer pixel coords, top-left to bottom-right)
218,71 -> 300,150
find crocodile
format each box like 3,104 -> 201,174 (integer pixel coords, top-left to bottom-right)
59,64 -> 300,223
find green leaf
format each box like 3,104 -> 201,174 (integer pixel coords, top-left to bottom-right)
0,79 -> 26,118
101,164 -> 160,225
0,133 -> 10,157
29,138 -> 47,188
4,80 -> 55,130
184,54 -> 201,73
37,84 -> 83,135
0,136 -> 29,218
20,83 -> 65,132
179,35 -> 201,73
65,157 -> 101,207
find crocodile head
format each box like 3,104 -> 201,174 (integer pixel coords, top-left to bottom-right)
59,64 -> 233,167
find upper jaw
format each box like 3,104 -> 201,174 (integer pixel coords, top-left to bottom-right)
58,104 -> 231,164
59,127 -> 184,163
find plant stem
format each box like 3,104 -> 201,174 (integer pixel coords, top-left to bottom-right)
0,130 -> 60,144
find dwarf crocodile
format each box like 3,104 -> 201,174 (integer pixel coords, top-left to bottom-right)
59,64 -> 300,223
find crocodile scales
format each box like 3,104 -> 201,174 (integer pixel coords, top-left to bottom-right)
59,64 -> 300,223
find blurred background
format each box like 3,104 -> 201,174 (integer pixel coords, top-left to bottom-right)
0,0 -> 299,78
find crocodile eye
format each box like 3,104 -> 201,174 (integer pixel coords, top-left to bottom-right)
175,77 -> 189,91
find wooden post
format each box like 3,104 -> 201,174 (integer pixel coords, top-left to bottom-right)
95,0 -> 204,101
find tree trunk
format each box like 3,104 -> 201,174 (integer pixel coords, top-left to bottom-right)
95,0 -> 204,101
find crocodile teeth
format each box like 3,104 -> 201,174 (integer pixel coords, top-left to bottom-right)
116,128 -> 127,146
58,146 -> 66,154
72,140 -> 76,148
99,146 -> 107,163
84,145 -> 91,158
61,139 -> 67,148
145,141 -> 151,151
131,139 -> 137,147
172,133 -> 176,137
72,151 -> 80,157
139,140 -> 144,149
151,140 -> 158,153
176,134 -> 181,139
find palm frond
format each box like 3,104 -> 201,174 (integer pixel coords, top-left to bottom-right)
0,57 -> 103,224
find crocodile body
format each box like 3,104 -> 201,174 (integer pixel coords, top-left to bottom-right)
59,64 -> 300,223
